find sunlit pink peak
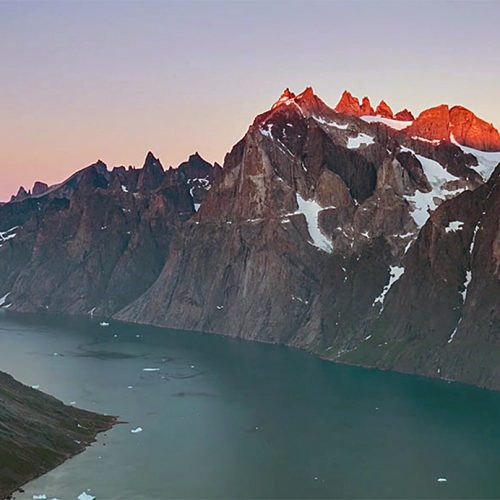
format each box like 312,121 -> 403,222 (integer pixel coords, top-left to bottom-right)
271,88 -> 296,109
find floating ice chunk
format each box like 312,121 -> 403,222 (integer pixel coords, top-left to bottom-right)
77,493 -> 95,500
445,221 -> 464,233
127,385 -> 133,389
347,133 -> 374,149
131,427 -> 143,433
32,495 -> 47,500
0,293 -> 10,307
99,321 -> 109,327
142,368 -> 160,372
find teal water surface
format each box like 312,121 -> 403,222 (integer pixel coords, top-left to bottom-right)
1,312 -> 499,499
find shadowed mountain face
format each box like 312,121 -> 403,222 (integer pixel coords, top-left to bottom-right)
1,88 -> 500,389
0,371 -> 115,499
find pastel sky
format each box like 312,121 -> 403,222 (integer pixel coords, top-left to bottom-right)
1,0 -> 499,201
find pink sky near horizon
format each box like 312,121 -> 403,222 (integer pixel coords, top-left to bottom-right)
1,0 -> 499,201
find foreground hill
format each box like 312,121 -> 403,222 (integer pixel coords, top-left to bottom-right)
1,88 -> 499,389
0,371 -> 115,499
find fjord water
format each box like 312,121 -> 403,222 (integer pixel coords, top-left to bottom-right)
1,314 -> 500,499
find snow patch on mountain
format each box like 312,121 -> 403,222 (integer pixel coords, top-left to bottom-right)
312,116 -> 349,130
360,115 -> 413,130
0,226 -> 18,246
373,266 -> 405,310
347,133 -> 374,149
445,221 -> 464,233
461,270 -> 472,302
411,136 -> 441,145
292,194 -> 333,253
451,135 -> 500,181
402,147 -> 459,227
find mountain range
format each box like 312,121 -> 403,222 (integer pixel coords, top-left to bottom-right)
1,88 -> 500,390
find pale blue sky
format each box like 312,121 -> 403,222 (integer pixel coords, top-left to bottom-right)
1,0 -> 499,199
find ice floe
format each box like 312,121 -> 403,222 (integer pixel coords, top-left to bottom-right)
77,493 -> 95,500
0,293 -> 10,307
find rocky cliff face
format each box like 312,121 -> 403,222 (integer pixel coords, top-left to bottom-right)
0,152 -> 218,316
1,88 -> 499,390
0,371 -> 115,499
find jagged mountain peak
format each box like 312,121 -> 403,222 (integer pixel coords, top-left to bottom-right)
255,86 -> 333,128
271,88 -> 296,109
143,151 -> 163,169
335,90 -> 362,115
269,86 -> 319,111
375,100 -> 394,118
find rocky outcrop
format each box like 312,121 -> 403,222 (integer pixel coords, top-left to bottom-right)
449,106 -> 500,151
395,108 -> 414,121
31,181 -> 49,196
404,105 -> 500,151
360,96 -> 374,115
0,371 -> 115,499
375,100 -> 393,118
335,91 -> 404,122
9,186 -> 29,203
136,152 -> 164,191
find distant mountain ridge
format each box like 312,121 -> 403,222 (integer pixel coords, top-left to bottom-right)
334,90 -> 500,151
1,87 -> 500,390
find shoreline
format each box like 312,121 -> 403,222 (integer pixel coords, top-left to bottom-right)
0,370 -> 118,500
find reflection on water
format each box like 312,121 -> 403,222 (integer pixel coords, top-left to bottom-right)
1,312 -> 499,499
